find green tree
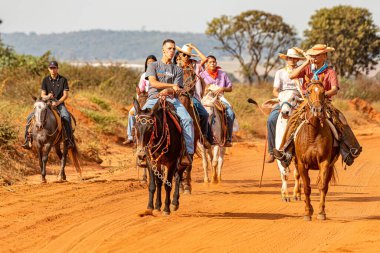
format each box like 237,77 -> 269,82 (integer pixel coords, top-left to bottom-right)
206,10 -> 297,84
302,5 -> 380,77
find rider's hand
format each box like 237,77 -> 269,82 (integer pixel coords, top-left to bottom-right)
48,92 -> 54,99
214,87 -> 224,96
51,101 -> 59,107
186,43 -> 194,48
172,85 -> 180,92
305,55 -> 313,65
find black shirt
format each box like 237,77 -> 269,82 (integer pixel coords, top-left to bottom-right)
41,74 -> 69,101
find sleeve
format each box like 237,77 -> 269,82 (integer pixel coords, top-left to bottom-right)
273,70 -> 281,89
138,73 -> 146,92
63,78 -> 69,91
174,67 -> 183,87
296,68 -> 307,79
195,60 -> 204,75
329,69 -> 339,90
41,78 -> 47,92
145,62 -> 156,80
224,72 -> 232,88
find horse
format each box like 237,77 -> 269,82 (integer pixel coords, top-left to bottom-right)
133,95 -> 184,216
293,77 -> 339,221
177,91 -> 200,194
32,98 -> 81,183
274,89 -> 303,202
199,90 -> 226,183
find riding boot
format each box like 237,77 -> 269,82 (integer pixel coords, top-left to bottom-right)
273,133 -> 295,167
63,120 -> 74,149
180,150 -> 192,166
339,124 -> 362,166
21,133 -> 32,150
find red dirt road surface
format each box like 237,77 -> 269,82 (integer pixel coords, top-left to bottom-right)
1,125 -> 379,253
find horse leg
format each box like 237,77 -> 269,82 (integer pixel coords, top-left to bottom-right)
145,166 -> 156,215
280,173 -> 290,202
317,162 -> 333,220
154,169 -> 163,212
212,146 -> 218,183
217,147 -> 225,183
199,143 -> 209,183
293,167 -> 302,201
37,146 -> 46,183
41,144 -> 52,183
299,164 -> 313,221
56,143 -> 67,182
183,162 -> 192,194
142,167 -> 148,182
171,169 -> 183,212
163,167 -> 174,216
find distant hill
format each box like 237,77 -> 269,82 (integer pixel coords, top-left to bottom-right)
1,30 -> 226,61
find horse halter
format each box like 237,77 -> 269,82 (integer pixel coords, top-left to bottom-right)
305,81 -> 326,121
34,101 -> 49,129
135,115 -> 155,125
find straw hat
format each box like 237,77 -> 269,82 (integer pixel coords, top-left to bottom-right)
176,44 -> 197,57
279,48 -> 305,60
305,44 -> 335,56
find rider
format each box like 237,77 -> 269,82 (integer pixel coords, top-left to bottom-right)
175,43 -> 212,148
273,44 -> 362,167
199,55 -> 235,147
124,55 -> 157,145
22,60 -> 74,149
266,48 -> 305,163
143,39 -> 194,166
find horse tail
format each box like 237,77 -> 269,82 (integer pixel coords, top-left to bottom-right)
68,140 -> 82,177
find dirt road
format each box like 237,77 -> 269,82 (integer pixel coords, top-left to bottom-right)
1,126 -> 379,253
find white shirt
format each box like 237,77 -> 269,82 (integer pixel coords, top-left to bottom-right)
273,67 -> 300,91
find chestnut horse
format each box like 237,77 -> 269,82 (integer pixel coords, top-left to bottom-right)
294,77 -> 339,221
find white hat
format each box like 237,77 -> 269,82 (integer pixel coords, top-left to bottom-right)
176,45 -> 197,57
279,48 -> 305,60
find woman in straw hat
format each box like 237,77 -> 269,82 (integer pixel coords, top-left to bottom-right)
274,44 -> 362,167
265,48 -> 305,163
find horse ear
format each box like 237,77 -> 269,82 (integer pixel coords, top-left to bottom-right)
320,73 -> 325,83
304,75 -> 310,84
133,97 -> 141,114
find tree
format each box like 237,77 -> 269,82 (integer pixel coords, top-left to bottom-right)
302,5 -> 380,77
206,10 -> 297,84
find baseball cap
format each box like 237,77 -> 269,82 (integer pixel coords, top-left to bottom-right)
48,61 -> 59,68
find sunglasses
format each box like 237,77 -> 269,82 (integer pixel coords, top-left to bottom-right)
49,67 -> 57,69
181,53 -> 190,58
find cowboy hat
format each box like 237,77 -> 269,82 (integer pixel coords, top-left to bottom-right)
176,44 -> 197,57
279,48 -> 305,60
306,44 -> 335,56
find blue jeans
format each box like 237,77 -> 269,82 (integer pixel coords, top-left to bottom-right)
267,105 -> 280,154
220,97 -> 235,142
126,107 -> 136,140
142,98 -> 194,154
192,97 -> 210,141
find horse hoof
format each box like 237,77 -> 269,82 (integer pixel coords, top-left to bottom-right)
303,215 -> 312,221
317,214 -> 326,220
41,178 -> 47,184
204,178 -> 209,183
154,208 -> 161,212
286,197 -> 291,202
163,211 -> 170,216
170,204 -> 179,212
184,189 -> 191,195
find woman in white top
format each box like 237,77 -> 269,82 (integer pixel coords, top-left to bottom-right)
266,48 -> 304,162
124,55 -> 157,144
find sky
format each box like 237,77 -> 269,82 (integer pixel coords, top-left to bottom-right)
0,0 -> 379,37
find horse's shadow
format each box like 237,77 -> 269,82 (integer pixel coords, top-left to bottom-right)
180,211 -> 297,220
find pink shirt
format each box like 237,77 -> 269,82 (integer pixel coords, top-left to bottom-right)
297,66 -> 339,95
138,73 -> 149,93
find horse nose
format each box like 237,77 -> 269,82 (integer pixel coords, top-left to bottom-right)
281,111 -> 290,118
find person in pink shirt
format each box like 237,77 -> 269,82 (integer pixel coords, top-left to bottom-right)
124,55 -> 157,145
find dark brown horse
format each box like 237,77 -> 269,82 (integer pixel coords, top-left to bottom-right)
133,96 -> 184,216
177,91 -> 200,194
294,77 -> 339,221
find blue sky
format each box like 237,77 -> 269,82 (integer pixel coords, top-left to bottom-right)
0,0 -> 379,36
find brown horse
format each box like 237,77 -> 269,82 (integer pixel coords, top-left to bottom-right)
294,77 -> 339,221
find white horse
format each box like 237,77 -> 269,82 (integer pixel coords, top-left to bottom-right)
199,90 -> 227,183
275,89 -> 303,202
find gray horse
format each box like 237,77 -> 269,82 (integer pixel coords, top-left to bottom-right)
32,98 -> 81,183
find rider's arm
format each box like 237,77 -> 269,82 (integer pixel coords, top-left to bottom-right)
187,43 -> 207,65
273,88 -> 280,97
325,86 -> 338,97
273,70 -> 281,98
325,69 -> 339,97
56,90 -> 69,105
289,56 -> 311,79
148,76 -> 180,91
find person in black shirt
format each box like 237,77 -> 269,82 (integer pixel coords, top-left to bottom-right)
22,61 -> 74,149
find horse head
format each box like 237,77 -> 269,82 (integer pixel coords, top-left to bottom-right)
33,98 -> 49,130
133,98 -> 160,160
305,75 -> 326,118
278,89 -> 302,119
